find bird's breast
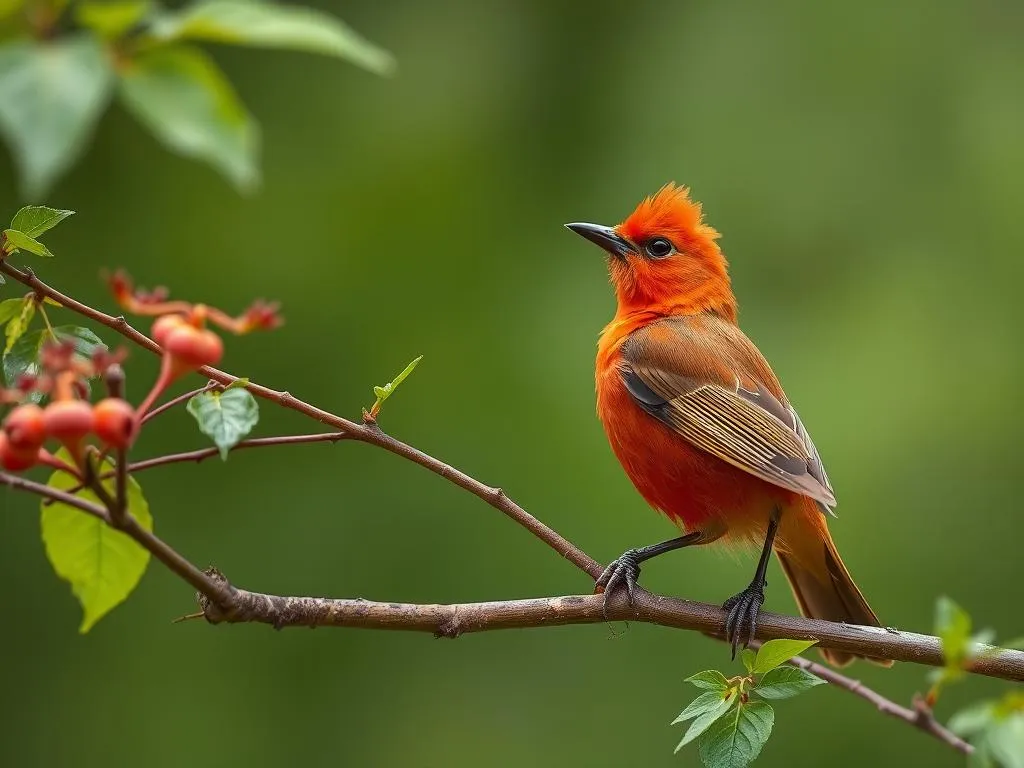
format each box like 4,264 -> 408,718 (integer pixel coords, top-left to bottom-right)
596,354 -> 788,540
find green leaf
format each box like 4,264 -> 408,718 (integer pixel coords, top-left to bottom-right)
223,377 -> 249,390
936,596 -> 973,668
3,228 -> 54,257
752,639 -> 818,674
0,36 -> 113,199
4,294 -> 34,354
76,0 -> 152,38
0,296 -> 23,326
373,355 -> 423,408
148,0 -> 395,76
676,693 -> 736,753
697,701 -> 774,768
187,387 -> 259,459
3,325 -> 106,394
10,205 -> 74,237
753,666 -> 825,700
118,45 -> 259,191
42,451 -> 153,632
949,701 -> 997,737
673,691 -> 733,724
740,648 -> 756,674
686,670 -> 731,691
989,714 -> 1024,768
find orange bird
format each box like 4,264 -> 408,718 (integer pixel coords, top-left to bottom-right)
567,184 -> 885,666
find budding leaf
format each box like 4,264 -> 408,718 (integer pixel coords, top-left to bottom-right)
753,666 -> 825,700
752,639 -> 818,674
0,36 -> 113,198
187,387 -> 259,459
147,0 -> 396,76
685,670 -> 731,692
4,295 -> 35,354
9,205 -> 74,238
118,45 -> 259,192
3,228 -> 54,258
673,691 -> 734,725
697,700 -> 774,768
41,451 -> 153,632
371,355 -> 423,413
740,648 -> 756,674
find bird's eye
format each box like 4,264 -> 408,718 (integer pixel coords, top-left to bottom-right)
644,237 -> 674,259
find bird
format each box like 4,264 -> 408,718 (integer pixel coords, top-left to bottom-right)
566,183 -> 887,666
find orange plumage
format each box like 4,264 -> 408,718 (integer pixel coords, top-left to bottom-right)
568,184 -> 886,667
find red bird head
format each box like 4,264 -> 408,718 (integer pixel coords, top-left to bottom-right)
567,183 -> 736,320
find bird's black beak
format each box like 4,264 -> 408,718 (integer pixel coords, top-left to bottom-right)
565,222 -> 632,259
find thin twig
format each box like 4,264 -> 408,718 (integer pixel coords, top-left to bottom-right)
0,470 -> 109,521
142,382 -> 217,424
126,432 -> 351,474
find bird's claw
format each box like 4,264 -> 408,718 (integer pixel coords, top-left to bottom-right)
722,580 -> 766,658
594,550 -> 642,618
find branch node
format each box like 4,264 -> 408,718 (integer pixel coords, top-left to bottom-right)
435,612 -> 464,639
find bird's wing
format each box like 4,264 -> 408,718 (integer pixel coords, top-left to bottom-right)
619,316 -> 837,510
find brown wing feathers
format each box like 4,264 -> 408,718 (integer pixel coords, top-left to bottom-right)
620,319 -> 836,509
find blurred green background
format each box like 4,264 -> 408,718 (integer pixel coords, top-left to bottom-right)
2,0 -> 1023,766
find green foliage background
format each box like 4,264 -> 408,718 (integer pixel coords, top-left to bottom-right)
2,1 -> 1023,766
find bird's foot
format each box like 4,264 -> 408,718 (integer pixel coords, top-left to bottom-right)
722,580 -> 766,658
594,550 -> 643,618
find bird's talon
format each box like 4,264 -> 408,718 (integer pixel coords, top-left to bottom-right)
595,550 -> 643,618
722,582 -> 765,657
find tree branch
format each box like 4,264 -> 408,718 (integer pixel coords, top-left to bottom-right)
189,572 -> 1024,684
1,470 -> 109,521
126,432 -> 351,474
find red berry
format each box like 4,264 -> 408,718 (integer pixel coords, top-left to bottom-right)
93,398 -> 137,448
0,432 -> 38,471
152,314 -> 187,347
3,403 -> 46,450
165,326 -> 223,369
43,400 -> 95,443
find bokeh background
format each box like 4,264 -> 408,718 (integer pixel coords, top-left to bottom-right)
2,1 -> 1023,766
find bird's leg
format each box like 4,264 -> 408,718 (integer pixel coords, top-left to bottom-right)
595,532 -> 703,616
722,509 -> 780,658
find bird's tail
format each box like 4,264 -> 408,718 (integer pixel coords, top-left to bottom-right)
776,517 -> 892,668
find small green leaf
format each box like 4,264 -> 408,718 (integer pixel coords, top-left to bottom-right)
118,45 -> 259,191
4,294 -> 35,354
675,693 -> 735,753
3,325 -> 106,394
752,639 -> 818,674
686,670 -> 731,692
187,387 -> 259,459
148,0 -> 395,76
740,648 -> 756,674
9,205 -> 74,237
949,701 -> 997,737
673,691 -> 732,724
223,377 -> 249,390
76,0 -> 152,38
3,228 -> 54,257
936,596 -> 973,668
697,701 -> 774,768
0,296 -> 23,326
372,355 -> 423,410
0,36 -> 113,198
753,666 -> 825,700
42,451 -> 153,632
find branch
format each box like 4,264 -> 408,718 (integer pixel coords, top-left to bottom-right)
1,470 -> 109,521
190,573 -> 1024,684
126,432 -> 351,474
141,382 -> 216,424
0,260 -> 600,579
